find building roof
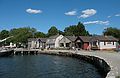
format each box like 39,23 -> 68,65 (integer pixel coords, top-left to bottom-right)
38,38 -> 47,43
65,36 -> 77,42
28,38 -> 37,41
90,36 -> 118,42
46,39 -> 55,44
48,34 -> 60,39
78,36 -> 92,42
28,38 -> 47,43
46,34 -> 61,44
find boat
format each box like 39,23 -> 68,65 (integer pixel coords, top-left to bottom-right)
0,48 -> 14,57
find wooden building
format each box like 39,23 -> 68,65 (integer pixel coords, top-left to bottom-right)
75,36 -> 91,50
59,36 -> 76,49
90,36 -> 118,50
28,38 -> 47,49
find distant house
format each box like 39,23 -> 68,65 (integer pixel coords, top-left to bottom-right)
90,36 -> 118,50
28,38 -> 47,49
46,34 -> 64,48
28,35 -> 118,50
59,36 -> 76,48
75,36 -> 92,50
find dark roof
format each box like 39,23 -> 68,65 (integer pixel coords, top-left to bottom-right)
38,38 -> 47,42
28,38 -> 37,41
65,36 -> 77,42
78,36 -> 92,42
28,38 -> 47,42
90,36 -> 118,42
49,34 -> 60,39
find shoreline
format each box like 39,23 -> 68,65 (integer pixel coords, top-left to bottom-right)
38,50 -> 110,78
38,50 -> 120,78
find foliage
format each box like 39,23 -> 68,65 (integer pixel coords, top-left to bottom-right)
8,27 -> 36,45
0,30 -> 9,39
64,22 -> 89,36
47,26 -> 59,37
58,30 -> 64,35
34,32 -> 46,38
103,27 -> 120,43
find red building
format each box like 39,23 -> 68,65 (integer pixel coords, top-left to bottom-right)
75,36 -> 91,50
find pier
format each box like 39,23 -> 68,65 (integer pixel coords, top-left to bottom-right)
13,48 -> 39,55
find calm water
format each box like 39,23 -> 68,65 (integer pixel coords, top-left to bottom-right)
0,54 -> 102,78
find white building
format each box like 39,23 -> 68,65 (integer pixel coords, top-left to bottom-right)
59,36 -> 76,48
46,34 -> 64,48
90,36 -> 118,50
28,38 -> 47,49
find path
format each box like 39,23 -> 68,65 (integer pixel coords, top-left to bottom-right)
76,51 -> 120,78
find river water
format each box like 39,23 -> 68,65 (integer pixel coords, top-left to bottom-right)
0,54 -> 102,78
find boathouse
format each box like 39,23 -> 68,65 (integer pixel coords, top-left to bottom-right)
90,36 -> 118,50
28,38 -> 47,49
46,34 -> 64,49
75,36 -> 92,50
59,36 -> 76,49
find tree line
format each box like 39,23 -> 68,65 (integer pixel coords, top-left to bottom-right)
0,22 -> 120,46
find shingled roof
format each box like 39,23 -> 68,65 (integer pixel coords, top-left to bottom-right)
90,36 -> 118,42
28,38 -> 47,43
38,38 -> 47,43
65,36 -> 77,42
78,36 -> 92,42
48,34 -> 60,39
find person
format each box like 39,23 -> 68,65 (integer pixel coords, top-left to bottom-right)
87,45 -> 91,51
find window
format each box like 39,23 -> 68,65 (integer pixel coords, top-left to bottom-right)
104,42 -> 106,45
98,42 -> 100,45
66,43 -> 70,47
113,42 -> 114,45
60,43 -> 64,47
107,42 -> 111,44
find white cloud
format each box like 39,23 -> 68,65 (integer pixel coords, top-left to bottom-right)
83,20 -> 109,25
26,8 -> 42,14
65,10 -> 77,16
79,9 -> 97,18
107,16 -> 111,18
115,14 -> 120,16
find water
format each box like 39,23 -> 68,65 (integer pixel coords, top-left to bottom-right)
0,54 -> 102,78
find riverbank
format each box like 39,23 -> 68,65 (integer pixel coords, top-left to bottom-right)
39,49 -> 120,78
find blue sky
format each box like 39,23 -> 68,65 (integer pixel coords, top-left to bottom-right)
0,0 -> 120,35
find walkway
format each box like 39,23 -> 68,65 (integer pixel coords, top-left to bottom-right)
76,51 -> 120,78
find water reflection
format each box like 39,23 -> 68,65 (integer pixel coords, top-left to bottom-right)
0,55 -> 102,78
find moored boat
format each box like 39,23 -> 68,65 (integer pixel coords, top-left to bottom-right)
0,48 -> 14,57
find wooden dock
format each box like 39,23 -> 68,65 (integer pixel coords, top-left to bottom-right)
13,48 -> 39,55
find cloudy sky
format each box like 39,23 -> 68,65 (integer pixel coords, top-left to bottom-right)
0,0 -> 120,35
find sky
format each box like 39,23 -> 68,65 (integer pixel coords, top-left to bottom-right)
0,0 -> 120,35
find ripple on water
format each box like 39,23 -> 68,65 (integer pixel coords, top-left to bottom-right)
0,55 -> 102,78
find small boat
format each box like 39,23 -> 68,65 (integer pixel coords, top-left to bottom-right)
0,48 -> 14,57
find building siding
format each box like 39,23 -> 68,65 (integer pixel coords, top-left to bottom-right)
55,35 -> 64,48
99,41 -> 117,50
83,43 -> 89,50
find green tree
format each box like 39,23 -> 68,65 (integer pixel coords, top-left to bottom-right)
58,30 -> 64,35
47,26 -> 59,37
64,22 -> 89,36
103,27 -> 120,39
0,30 -> 9,39
9,27 -> 36,46
34,32 -> 46,38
